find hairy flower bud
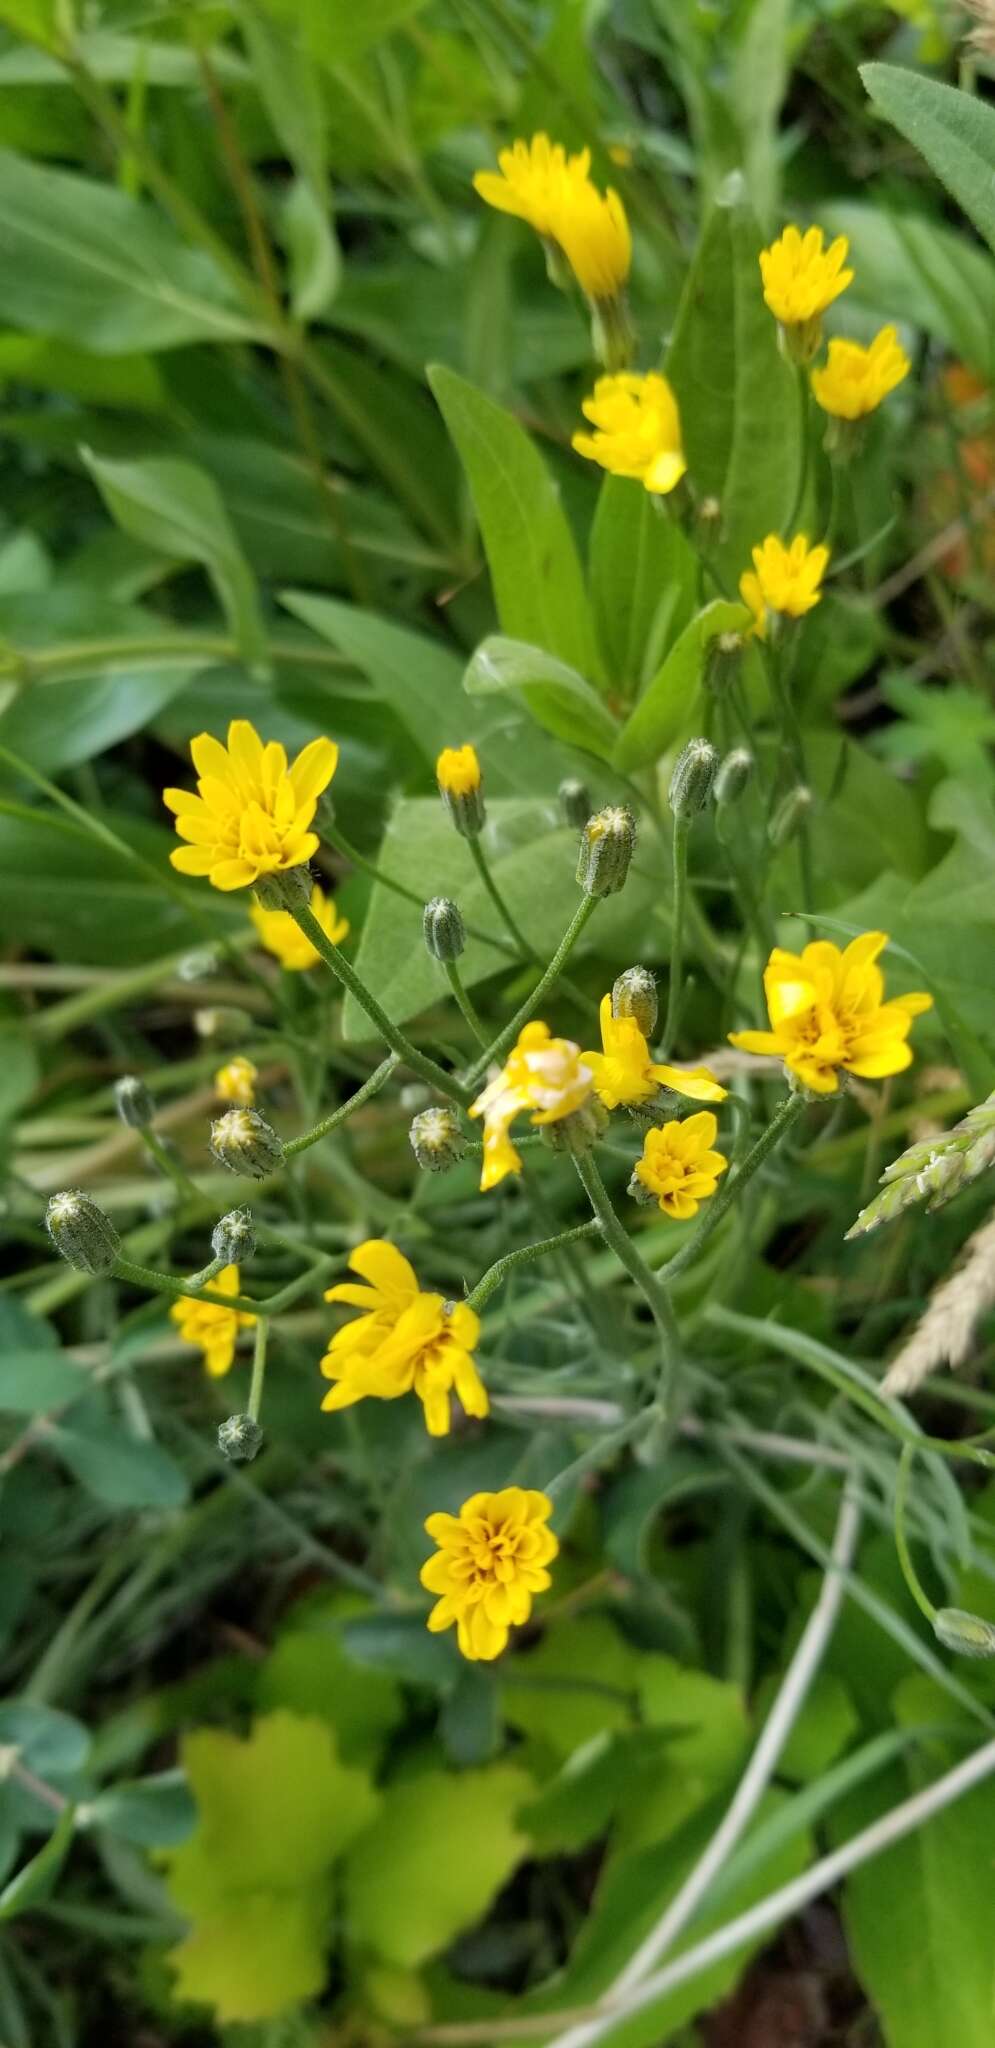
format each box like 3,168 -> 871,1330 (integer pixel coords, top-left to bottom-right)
46,1190 -> 120,1275
576,805 -> 636,897
211,1207 -> 256,1264
409,1105 -> 468,1173
559,778 -> 593,828
704,632 -> 745,694
612,965 -> 658,1040
539,1095 -> 609,1156
437,745 -> 485,838
933,1607 -> 995,1660
768,784 -> 813,847
423,896 -> 466,962
114,1075 -> 154,1130
218,1412 -> 264,1464
714,748 -> 754,809
669,739 -> 718,820
253,864 -> 313,913
210,1108 -> 283,1181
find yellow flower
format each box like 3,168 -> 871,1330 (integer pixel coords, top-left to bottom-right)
759,225 -> 853,328
582,994 -> 726,1111
572,372 -> 686,494
811,325 -> 910,420
729,932 -> 933,1095
473,132 -> 580,239
436,744 -> 481,796
164,720 -> 338,892
632,1113 -> 728,1220
169,1265 -> 255,1378
214,1056 -> 258,1107
469,1021 -> 593,1191
739,533 -> 829,637
320,1239 -> 487,1439
421,1488 -> 558,1662
473,134 -> 630,301
251,883 -> 349,971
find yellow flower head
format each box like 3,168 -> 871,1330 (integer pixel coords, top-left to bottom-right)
572,372 -> 686,495
739,533 -> 829,638
583,994 -> 727,1112
729,932 -> 933,1094
214,1056 -> 258,1107
251,883 -> 349,971
473,134 -> 630,301
469,1021 -> 593,1191
421,1487 -> 558,1662
473,132 -> 583,239
164,720 -> 338,892
436,743 -> 481,796
632,1113 -> 728,1220
320,1239 -> 487,1439
811,325 -> 911,420
759,225 -> 853,327
169,1265 -> 255,1378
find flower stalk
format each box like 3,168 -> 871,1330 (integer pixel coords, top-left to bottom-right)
288,898 -> 472,1107
571,1147 -> 683,1397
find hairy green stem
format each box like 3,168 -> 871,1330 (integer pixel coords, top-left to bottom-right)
247,1316 -> 270,1424
660,1092 -> 807,1282
443,961 -> 489,1047
283,1057 -> 399,1158
662,816 -> 690,1058
288,901 -> 471,1106
467,1221 -> 601,1314
571,1150 -> 682,1399
465,896 -> 599,1086
325,825 -> 514,957
468,834 -> 535,959
140,1129 -> 201,1205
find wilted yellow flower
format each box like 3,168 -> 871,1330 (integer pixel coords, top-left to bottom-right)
421,1488 -> 558,1661
811,325 -> 910,420
760,225 -> 853,328
729,932 -> 933,1094
739,533 -> 829,637
436,744 -> 481,796
214,1056 -> 258,1107
164,720 -> 337,891
320,1239 -> 487,1439
583,995 -> 726,1112
473,134 -> 630,301
572,372 -> 686,494
169,1265 -> 255,1378
470,1022 -> 593,1191
632,1114 -> 728,1220
251,883 -> 349,971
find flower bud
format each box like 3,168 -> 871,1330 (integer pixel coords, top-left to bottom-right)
704,633 -> 745,694
559,778 -> 593,829
768,784 -> 813,848
669,739 -> 719,820
218,1412 -> 264,1464
212,1207 -> 256,1264
114,1075 -> 154,1130
933,1607 -> 995,1660
409,1105 -> 468,1173
46,1190 -> 120,1275
714,748 -> 754,809
576,805 -> 636,897
539,1095 -> 609,1156
437,745 -> 485,838
253,864 -> 312,913
612,966 -> 658,1040
423,896 -> 466,962
210,1107 -> 283,1181
195,1006 -> 255,1043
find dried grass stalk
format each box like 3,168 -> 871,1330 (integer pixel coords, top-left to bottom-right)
882,1207 -> 995,1397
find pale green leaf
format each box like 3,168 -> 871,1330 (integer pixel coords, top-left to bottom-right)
282,177 -> 341,323
464,635 -> 618,758
169,1885 -> 332,2023
343,1765 -> 531,1966
589,476 -> 698,698
862,64 -> 995,257
613,600 -> 749,773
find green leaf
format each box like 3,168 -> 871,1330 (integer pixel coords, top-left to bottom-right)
0,1 -> 59,45
0,1022 -> 37,1126
81,452 -> 267,670
282,176 -> 341,324
0,811 -> 238,965
732,0 -> 793,222
0,1351 -> 87,1414
428,363 -> 604,681
0,591 -> 202,774
0,1806 -> 75,1922
85,1772 -> 196,1848
313,340 -> 461,553
256,1616 -> 403,1767
0,1703 -> 90,1783
820,201 -> 995,382
0,149 -> 262,352
502,1617 -> 641,1759
754,1672 -> 858,1784
613,600 -> 749,773
294,0 -> 431,68
170,1887 -> 334,2023
861,64 -> 995,257
464,636 -> 618,758
589,476 -> 697,697
342,1764 -> 531,1966
51,1405 -> 189,1510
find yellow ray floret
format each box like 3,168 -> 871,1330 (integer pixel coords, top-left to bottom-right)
214,1056 -> 258,1107
251,883 -> 349,971
582,994 -> 726,1111
759,224 -> 853,326
473,133 -> 630,300
421,1487 -> 558,1661
811,326 -> 910,420
169,1265 -> 255,1379
320,1239 -> 487,1439
739,533 -> 830,637
436,743 -> 481,795
469,1022 -> 593,1191
632,1113 -> 728,1220
729,932 -> 933,1094
164,719 -> 338,892
572,372 -> 686,494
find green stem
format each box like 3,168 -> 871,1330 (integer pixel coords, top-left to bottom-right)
443,961 -> 489,1048
14,634 -> 350,683
571,1149 -> 682,1399
464,896 -> 599,1087
467,1221 -> 601,1315
326,825 -> 514,957
288,901 -> 471,1107
247,1315 -> 270,1425
283,1057 -> 398,1158
140,1129 -> 201,1205
659,1092 -> 807,1282
662,816 -> 690,1058
468,834 -> 535,958
185,1254 -> 226,1293
894,1443 -> 938,1624
112,1251 -> 338,1320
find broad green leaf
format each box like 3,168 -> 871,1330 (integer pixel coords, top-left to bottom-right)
52,1411 -> 189,1511
82,452 -> 267,669
753,1672 -> 858,1784
0,1806 -> 75,1922
0,31 -> 249,83
464,636 -> 618,758
861,64 -> 995,258
313,341 -> 461,553
502,1617 -> 642,1759
85,1773 -> 195,1848
613,600 -> 749,772
589,477 -> 697,697
820,201 -> 995,381
0,1351 -> 87,1414
0,0 -> 59,43
281,176 -> 341,324
0,591 -> 201,774
342,1765 -> 531,1966
170,1885 -> 333,2023
292,0 -> 431,68
0,1703 -> 90,1783
256,1619 -> 403,1767
0,332 -> 165,408
428,363 -> 605,681
240,1 -> 328,192
0,811 -> 238,965
0,149 -> 262,352
732,0 -> 793,222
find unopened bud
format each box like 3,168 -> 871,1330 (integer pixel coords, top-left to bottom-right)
576,805 -> 636,897
114,1075 -> 154,1130
437,745 -> 485,838
769,784 -> 813,848
210,1107 -> 283,1181
540,1095 -> 609,1157
423,897 -> 465,962
612,966 -> 657,1039
704,633 -> 744,694
933,1607 -> 995,1659
669,739 -> 718,820
46,1190 -> 120,1275
409,1106 -> 468,1173
212,1207 -> 256,1264
195,1006 -> 255,1043
779,314 -> 822,366
559,778 -> 593,829
253,864 -> 312,913
218,1413 -> 264,1463
714,748 -> 754,809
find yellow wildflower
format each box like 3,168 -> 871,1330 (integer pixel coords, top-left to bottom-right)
320,1239 -> 487,1439
572,372 -> 686,494
729,932 -> 933,1095
739,533 -> 829,638
169,1265 -> 255,1379
164,720 -> 337,892
632,1113 -> 728,1220
251,883 -> 349,971
759,225 -> 853,328
469,1021 -> 593,1191
436,744 -> 481,796
421,1488 -> 558,1662
811,325 -> 910,420
553,176 -> 631,301
473,134 -> 630,301
214,1056 -> 258,1107
583,994 -> 726,1112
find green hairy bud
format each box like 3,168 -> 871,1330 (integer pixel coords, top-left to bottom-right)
669,739 -> 718,820
612,966 -> 658,1040
210,1108 -> 284,1181
933,1607 -> 995,1660
114,1075 -> 154,1130
46,1190 -> 120,1275
253,865 -> 312,913
768,785 -> 813,848
218,1413 -> 264,1464
409,1106 -> 468,1173
714,748 -> 754,809
847,1089 -> 995,1237
559,778 -> 593,828
576,805 -> 636,897
703,633 -> 745,694
539,1095 -> 609,1157
211,1207 -> 256,1264
423,896 -> 466,962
